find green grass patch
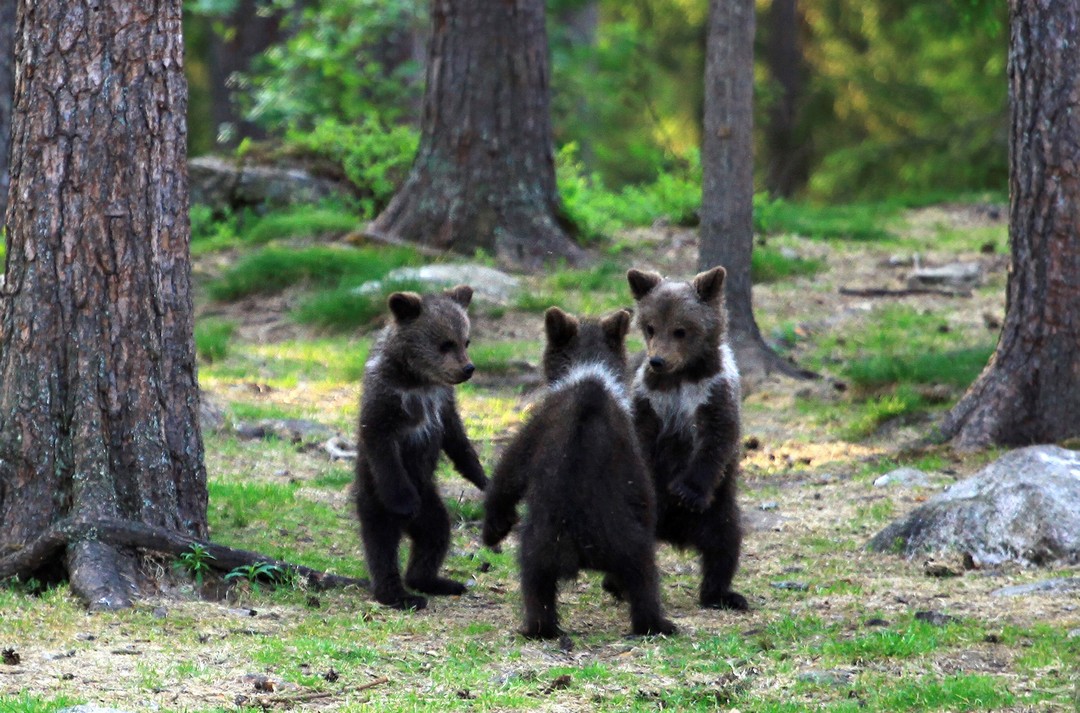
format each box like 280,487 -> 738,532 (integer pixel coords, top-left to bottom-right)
293,277 -> 427,332
208,245 -> 420,301
194,318 -> 236,363
752,246 -> 827,283
846,346 -> 993,390
243,206 -> 360,245
755,196 -> 899,242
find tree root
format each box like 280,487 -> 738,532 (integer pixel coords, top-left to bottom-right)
0,518 -> 369,603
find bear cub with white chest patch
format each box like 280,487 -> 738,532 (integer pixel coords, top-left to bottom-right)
355,286 -> 487,610
626,266 -> 748,611
482,307 -> 676,640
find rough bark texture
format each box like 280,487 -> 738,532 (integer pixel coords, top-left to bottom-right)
763,0 -> 809,198
699,0 -> 812,384
369,0 -> 582,270
0,0 -> 207,608
0,0 -> 15,223
940,1 -> 1080,450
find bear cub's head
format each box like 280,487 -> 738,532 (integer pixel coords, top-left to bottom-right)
384,285 -> 476,385
626,266 -> 728,375
542,306 -> 632,385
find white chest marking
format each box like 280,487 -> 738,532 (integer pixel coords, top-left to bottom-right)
549,362 -> 630,414
633,343 -> 740,439
402,388 -> 448,442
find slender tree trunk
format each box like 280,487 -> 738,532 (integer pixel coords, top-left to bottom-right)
208,0 -> 282,147
940,1 -> 1080,450
0,0 -> 207,608
764,0 -> 809,198
0,0 -> 15,224
369,0 -> 582,269
700,0 -> 812,384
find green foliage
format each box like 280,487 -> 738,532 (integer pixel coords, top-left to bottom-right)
751,247 -> 826,283
243,205 -> 360,244
754,195 -> 898,241
557,143 -> 700,241
194,318 -> 236,363
225,561 -> 283,586
176,543 -> 217,586
283,119 -> 419,218
244,0 -> 425,130
207,245 -> 420,301
846,346 -> 994,390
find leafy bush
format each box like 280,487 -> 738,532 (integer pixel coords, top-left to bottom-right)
208,245 -> 419,301
283,120 -> 418,218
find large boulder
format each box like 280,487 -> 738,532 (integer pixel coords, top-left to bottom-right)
355,264 -> 522,304
868,445 -> 1080,566
189,156 -> 351,212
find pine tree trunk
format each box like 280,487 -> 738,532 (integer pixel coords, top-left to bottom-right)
0,0 -> 207,608
940,1 -> 1080,450
699,0 -> 812,384
369,0 -> 582,270
0,0 -> 15,224
764,0 -> 809,198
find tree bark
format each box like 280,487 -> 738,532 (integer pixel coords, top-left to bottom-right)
0,0 -> 207,608
939,1 -> 1080,450
207,0 -> 282,147
0,0 -> 15,224
699,0 -> 813,384
763,0 -> 810,198
369,0 -> 582,270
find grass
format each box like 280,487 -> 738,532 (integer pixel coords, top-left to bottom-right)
194,318 -> 236,363
207,245 -> 420,301
752,246 -> 827,283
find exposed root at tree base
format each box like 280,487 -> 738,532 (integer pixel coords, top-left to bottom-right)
0,518 -> 369,608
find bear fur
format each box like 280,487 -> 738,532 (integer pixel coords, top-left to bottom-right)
483,307 -> 676,639
626,266 -> 748,610
355,286 -> 487,610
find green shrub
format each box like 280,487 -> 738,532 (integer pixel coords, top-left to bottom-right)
194,318 -> 236,363
243,205 -> 360,244
208,245 -> 419,301
283,120 -> 419,218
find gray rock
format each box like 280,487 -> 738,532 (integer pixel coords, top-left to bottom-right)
874,467 -> 931,488
356,264 -> 521,304
990,577 -> 1080,597
796,669 -> 852,686
907,261 -> 982,289
59,707 -> 139,713
770,580 -> 808,591
189,156 -> 352,213
869,445 -> 1080,566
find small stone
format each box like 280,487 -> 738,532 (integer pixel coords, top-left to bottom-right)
152,607 -> 167,619
770,580 -> 808,592
874,467 -> 931,488
914,610 -> 958,626
990,578 -> 1080,597
983,633 -> 1003,643
923,561 -> 959,578
796,669 -> 852,686
758,501 -> 779,512
58,707 -> 138,713
1067,628 -> 1080,639
864,618 -> 889,628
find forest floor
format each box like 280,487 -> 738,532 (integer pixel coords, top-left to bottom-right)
1,203 -> 1078,712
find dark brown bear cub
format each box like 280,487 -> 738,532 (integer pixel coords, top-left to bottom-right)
626,266 -> 748,611
355,286 -> 487,610
483,307 -> 676,639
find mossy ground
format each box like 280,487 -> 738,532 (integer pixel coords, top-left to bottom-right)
1,202 -> 1077,712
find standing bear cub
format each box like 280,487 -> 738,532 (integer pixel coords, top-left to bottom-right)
626,266 -> 748,611
355,286 -> 487,610
483,307 -> 676,639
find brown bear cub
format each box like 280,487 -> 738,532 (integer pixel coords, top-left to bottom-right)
626,266 -> 748,611
483,307 -> 677,639
355,286 -> 487,610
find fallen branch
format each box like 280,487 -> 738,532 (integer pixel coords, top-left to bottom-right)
255,677 -> 390,709
0,518 -> 369,591
839,286 -> 972,298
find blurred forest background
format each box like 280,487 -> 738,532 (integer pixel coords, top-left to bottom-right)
181,0 -> 1008,218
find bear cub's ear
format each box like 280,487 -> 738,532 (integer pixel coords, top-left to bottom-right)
600,309 -> 631,343
445,284 -> 473,308
692,266 -> 726,305
627,268 -> 663,300
388,291 -> 424,322
544,306 -> 579,346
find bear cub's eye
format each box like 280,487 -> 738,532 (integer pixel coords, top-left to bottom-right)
673,328 -> 687,339
440,340 -> 455,354
645,325 -> 655,337
465,339 -> 471,348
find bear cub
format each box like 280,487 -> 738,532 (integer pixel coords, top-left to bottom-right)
483,307 -> 676,639
355,286 -> 487,610
626,266 -> 748,610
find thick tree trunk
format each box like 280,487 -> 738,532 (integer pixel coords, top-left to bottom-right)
763,0 -> 809,198
699,0 -> 813,384
0,0 -> 207,608
0,0 -> 14,224
940,2 -> 1080,450
369,0 -> 582,270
